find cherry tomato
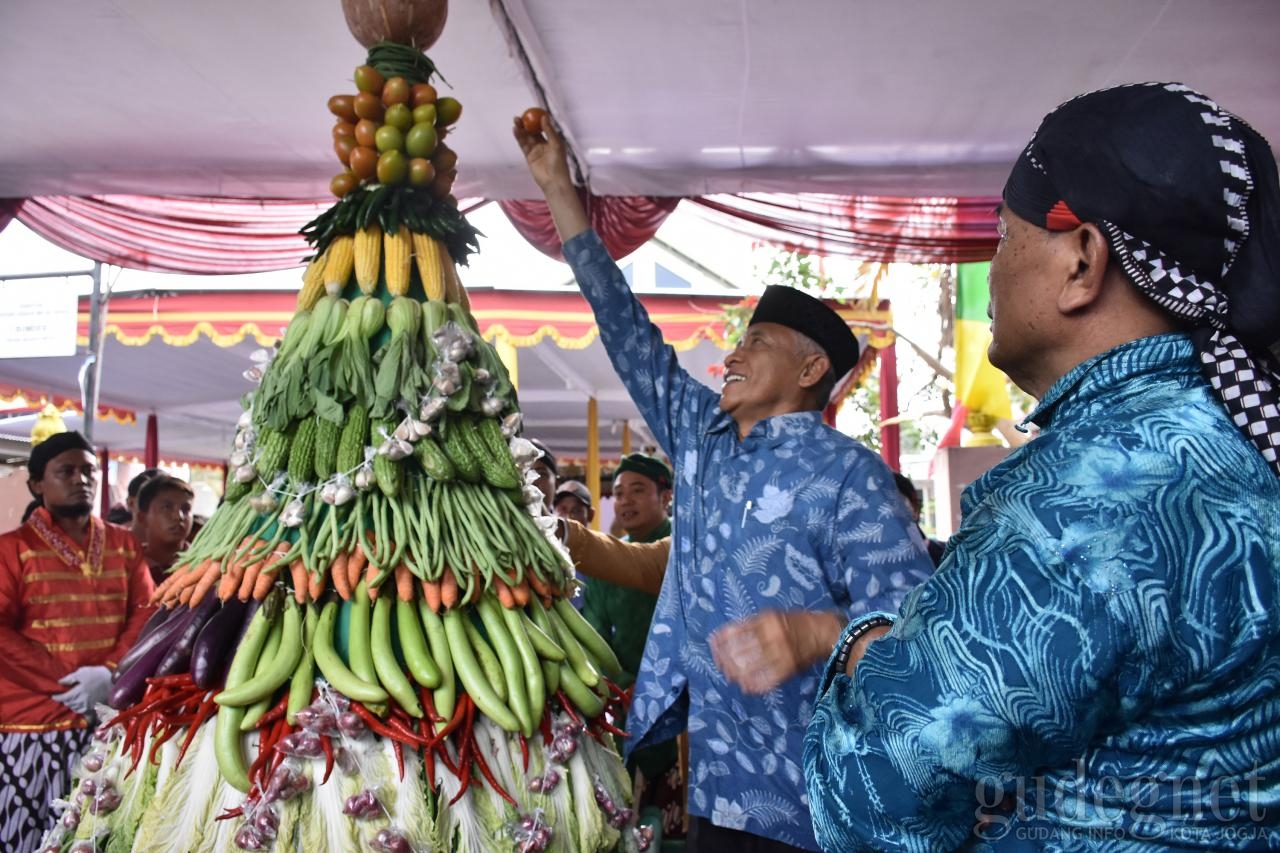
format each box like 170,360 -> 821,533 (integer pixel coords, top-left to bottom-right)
349,146 -> 379,181
411,104 -> 437,126
520,107 -> 548,134
330,171 -> 358,198
353,92 -> 384,122
407,158 -> 435,187
376,150 -> 407,185
374,125 -> 404,153
334,136 -> 357,165
353,65 -> 385,95
431,145 -> 457,173
382,76 -> 411,106
354,119 -> 379,149
327,95 -> 358,124
435,97 -> 462,126
384,103 -> 413,132
410,84 -> 438,108
333,121 -> 356,141
405,122 -> 438,159
430,168 -> 456,199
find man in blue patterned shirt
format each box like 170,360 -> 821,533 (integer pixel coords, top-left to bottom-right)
515,118 -> 935,851
805,83 -> 1280,851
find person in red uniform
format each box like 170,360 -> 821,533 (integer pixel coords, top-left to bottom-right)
0,431 -> 155,853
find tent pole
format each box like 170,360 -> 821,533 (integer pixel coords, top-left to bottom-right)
81,261 -> 104,443
587,397 -> 600,531
144,414 -> 159,469
621,421 -> 631,456
98,447 -> 110,519
878,342 -> 901,472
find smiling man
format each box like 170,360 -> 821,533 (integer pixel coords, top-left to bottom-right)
0,431 -> 155,853
516,117 -> 933,852
805,84 -> 1280,851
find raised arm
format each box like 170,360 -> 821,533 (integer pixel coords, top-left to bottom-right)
513,115 -> 720,453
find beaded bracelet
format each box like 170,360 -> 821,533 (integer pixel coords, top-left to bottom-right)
828,615 -> 895,686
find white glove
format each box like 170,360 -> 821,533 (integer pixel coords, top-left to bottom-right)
52,665 -> 113,716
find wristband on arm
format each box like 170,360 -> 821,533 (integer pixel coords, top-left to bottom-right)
824,614 -> 896,692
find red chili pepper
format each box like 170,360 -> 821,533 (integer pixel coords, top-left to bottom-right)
435,694 -> 469,740
556,690 -> 582,726
539,709 -> 554,745
422,735 -> 438,792
146,673 -> 196,689
392,738 -> 405,781
471,737 -> 516,806
601,677 -> 627,702
420,686 -> 443,724
175,694 -> 218,767
253,693 -> 291,729
448,704 -> 476,805
350,702 -> 399,741
595,717 -> 629,738
384,714 -> 431,748
518,733 -> 530,773
216,807 -> 244,822
320,733 -> 335,785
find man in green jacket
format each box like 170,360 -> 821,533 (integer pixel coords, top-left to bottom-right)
581,453 -> 683,840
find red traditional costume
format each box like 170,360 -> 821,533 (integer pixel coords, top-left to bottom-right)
0,507 -> 154,852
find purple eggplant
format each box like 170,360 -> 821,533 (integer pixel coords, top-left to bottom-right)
154,592 -> 220,678
191,597 -> 253,690
108,618 -> 188,709
112,605 -> 191,681
136,604 -> 173,643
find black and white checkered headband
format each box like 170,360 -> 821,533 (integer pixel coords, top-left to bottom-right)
1102,220 -> 1280,473
1004,83 -> 1280,476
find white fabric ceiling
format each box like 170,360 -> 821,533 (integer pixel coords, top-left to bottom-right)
2,0 -> 1278,201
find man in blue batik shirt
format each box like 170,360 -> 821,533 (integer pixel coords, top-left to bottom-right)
515,119 -> 935,852
804,84 -> 1280,852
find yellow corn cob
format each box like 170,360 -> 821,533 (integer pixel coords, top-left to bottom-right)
323,235 -> 355,292
411,232 -> 446,300
354,225 -> 382,294
384,225 -> 413,297
444,256 -> 468,309
296,251 -> 327,311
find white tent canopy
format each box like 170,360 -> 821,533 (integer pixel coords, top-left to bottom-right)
2,1 -> 1278,201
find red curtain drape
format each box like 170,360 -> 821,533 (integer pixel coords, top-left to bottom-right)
499,194 -> 681,261
0,198 -> 21,235
13,195 -> 487,274
688,193 -> 999,264
8,192 -> 996,271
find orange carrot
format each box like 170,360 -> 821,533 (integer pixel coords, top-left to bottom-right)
307,561 -> 324,602
290,558 -> 309,604
237,560 -> 264,601
439,566 -> 459,611
331,552 -> 352,601
511,578 -> 531,608
527,571 -> 554,600
252,560 -> 280,600
366,559 -> 381,600
395,563 -> 414,603
421,578 -> 442,614
492,576 -> 516,609
177,584 -> 194,606
188,559 -> 222,608
348,545 -> 368,595
217,536 -> 255,600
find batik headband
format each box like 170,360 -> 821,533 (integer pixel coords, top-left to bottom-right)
1004,82 -> 1280,475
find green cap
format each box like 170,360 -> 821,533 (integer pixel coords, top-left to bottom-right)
613,453 -> 672,490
